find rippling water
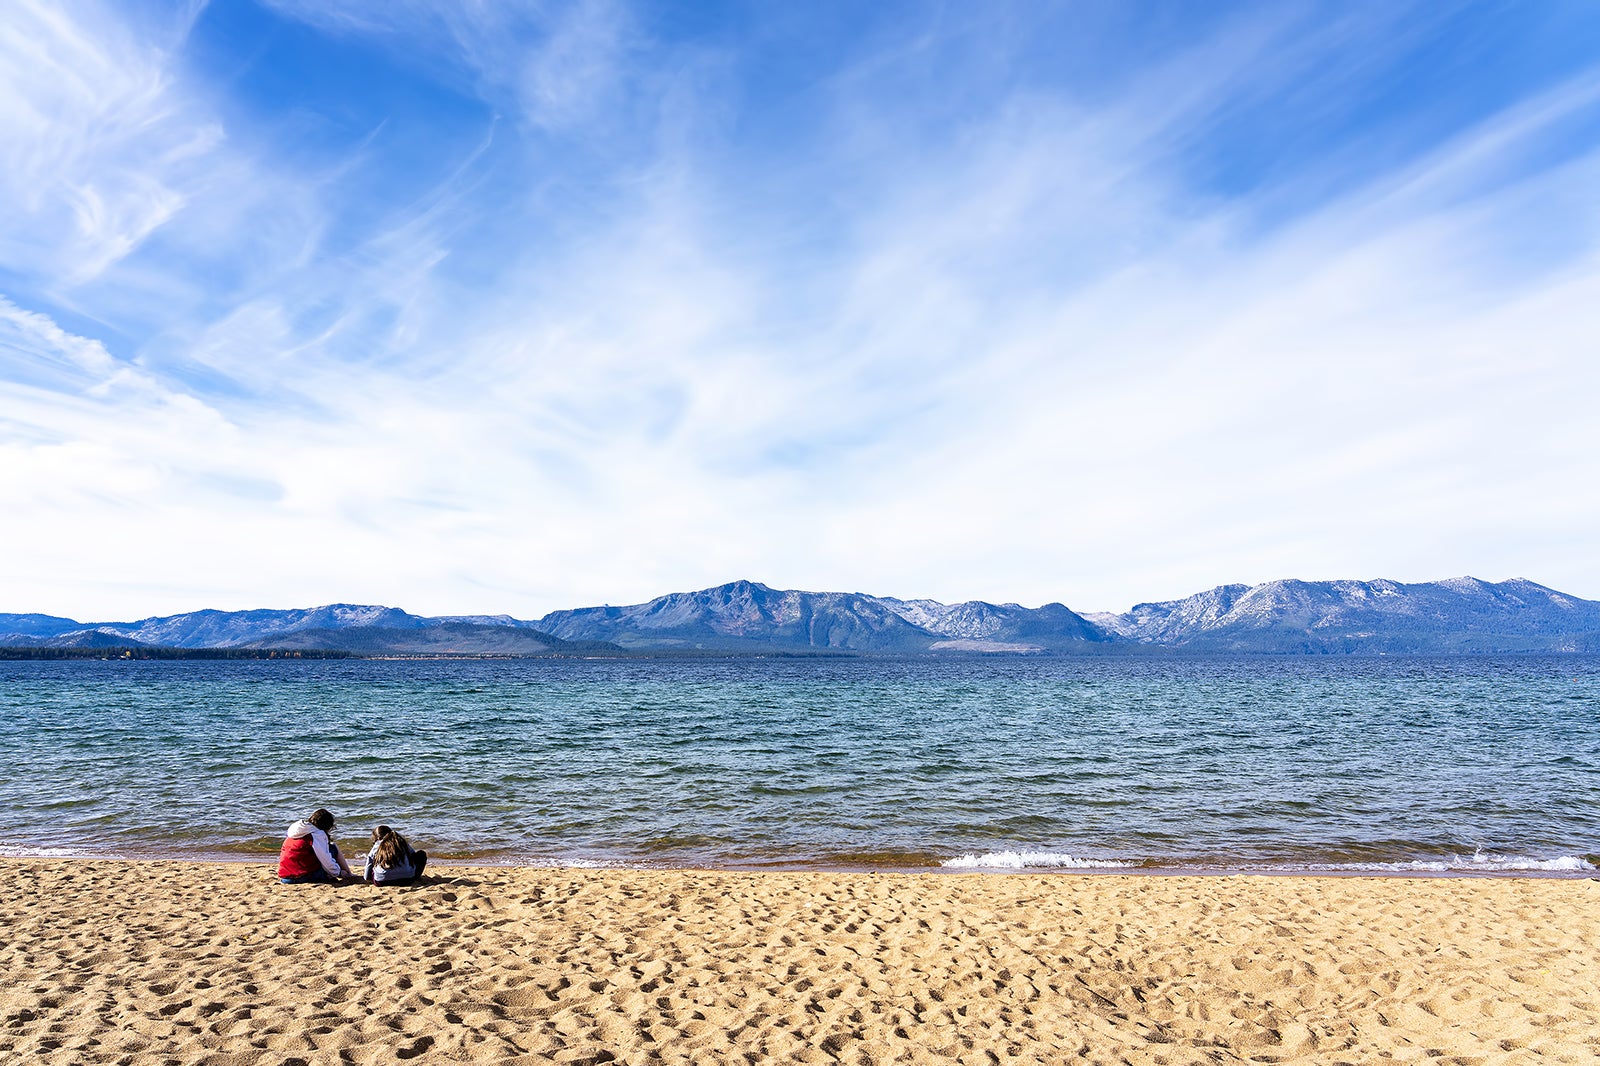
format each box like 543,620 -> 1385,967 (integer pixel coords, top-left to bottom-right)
1,655 -> 1597,874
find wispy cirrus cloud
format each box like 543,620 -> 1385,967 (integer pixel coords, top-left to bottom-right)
2,1 -> 1599,619
260,0 -> 636,131
0,0 -> 221,287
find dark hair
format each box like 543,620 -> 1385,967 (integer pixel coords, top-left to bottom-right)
373,826 -> 409,869
308,808 -> 335,832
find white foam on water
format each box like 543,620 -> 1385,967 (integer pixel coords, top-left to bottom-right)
939,848 -> 1596,875
942,850 -> 1137,870
462,855 -> 667,871
0,845 -> 93,858
1313,850 -> 1596,875
523,857 -> 642,870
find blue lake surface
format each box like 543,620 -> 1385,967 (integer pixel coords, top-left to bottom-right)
1,655 -> 1597,874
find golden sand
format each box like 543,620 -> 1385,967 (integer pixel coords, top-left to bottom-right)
1,859 -> 1596,1063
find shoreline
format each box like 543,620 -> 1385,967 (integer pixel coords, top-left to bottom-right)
3,856 -> 1597,1062
2,845 -> 1594,880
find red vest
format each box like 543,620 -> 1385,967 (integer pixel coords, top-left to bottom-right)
278,835 -> 320,878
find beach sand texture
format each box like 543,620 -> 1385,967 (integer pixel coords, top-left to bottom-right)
2,860 -> 1596,1064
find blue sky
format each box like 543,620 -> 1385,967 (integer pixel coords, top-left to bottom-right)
3,0 -> 1600,619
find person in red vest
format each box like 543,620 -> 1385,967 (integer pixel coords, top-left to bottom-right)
277,808 -> 354,884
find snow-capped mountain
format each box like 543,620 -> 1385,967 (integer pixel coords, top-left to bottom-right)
1084,577 -> 1600,653
533,580 -> 944,652
876,597 -> 1109,651
4,576 -> 1598,655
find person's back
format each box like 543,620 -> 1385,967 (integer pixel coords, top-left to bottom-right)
278,808 -> 352,884
363,824 -> 427,885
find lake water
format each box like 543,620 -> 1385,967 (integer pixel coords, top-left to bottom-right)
1,655 -> 1596,875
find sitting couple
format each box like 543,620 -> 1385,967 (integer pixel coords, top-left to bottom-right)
277,808 -> 427,886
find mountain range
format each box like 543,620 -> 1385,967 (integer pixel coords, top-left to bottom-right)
3,577 -> 1598,656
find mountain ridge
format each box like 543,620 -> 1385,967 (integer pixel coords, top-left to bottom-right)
3,576 -> 1598,655
1084,576 -> 1600,653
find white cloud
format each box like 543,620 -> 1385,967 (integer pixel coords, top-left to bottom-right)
262,0 -> 633,131
3,4 -> 1599,620
0,295 -> 119,385
0,0 -> 221,287
516,0 -> 632,130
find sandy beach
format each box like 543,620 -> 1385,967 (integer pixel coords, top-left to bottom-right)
1,859 -> 1596,1064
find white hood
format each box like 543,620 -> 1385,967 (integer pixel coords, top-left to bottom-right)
284,819 -> 320,840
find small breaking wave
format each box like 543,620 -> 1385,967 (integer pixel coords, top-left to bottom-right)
1310,850 -> 1596,875
942,850 -> 1138,870
940,847 -> 1596,875
0,845 -> 85,859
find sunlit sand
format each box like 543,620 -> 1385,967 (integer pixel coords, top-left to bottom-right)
3,859 -> 1597,1062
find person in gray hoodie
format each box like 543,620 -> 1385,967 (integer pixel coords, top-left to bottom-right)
277,808 -> 354,884
362,824 -> 428,885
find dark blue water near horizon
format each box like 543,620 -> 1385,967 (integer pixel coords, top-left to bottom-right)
2,655 -> 1597,875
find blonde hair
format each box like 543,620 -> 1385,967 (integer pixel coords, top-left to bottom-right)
371,825 -> 410,869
